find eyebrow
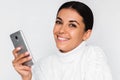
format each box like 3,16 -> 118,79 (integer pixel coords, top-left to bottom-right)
56,17 -> 80,25
56,17 -> 62,20
69,20 -> 80,25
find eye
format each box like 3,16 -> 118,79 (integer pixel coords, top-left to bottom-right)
69,23 -> 77,28
55,20 -> 62,25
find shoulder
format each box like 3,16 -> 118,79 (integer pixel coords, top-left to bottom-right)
85,45 -> 105,54
84,45 -> 107,65
83,45 -> 113,80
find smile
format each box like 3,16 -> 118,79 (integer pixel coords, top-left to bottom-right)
57,36 -> 69,41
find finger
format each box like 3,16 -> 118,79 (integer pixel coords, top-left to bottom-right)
14,66 -> 32,74
13,63 -> 31,72
14,52 -> 30,63
12,47 -> 21,58
13,54 -> 32,66
19,65 -> 32,71
18,56 -> 32,65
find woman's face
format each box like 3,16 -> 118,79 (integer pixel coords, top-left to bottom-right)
53,8 -> 91,53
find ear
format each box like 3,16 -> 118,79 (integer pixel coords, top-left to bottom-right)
82,29 -> 92,41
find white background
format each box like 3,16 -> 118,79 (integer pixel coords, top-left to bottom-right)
0,0 -> 120,80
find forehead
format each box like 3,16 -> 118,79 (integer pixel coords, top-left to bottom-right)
57,8 -> 83,21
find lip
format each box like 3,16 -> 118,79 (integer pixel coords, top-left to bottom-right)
56,36 -> 70,42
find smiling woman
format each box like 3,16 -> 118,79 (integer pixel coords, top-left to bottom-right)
11,1 -> 112,80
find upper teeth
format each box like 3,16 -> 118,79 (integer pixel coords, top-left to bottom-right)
58,37 -> 68,41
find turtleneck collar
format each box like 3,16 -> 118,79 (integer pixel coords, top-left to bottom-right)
56,41 -> 87,63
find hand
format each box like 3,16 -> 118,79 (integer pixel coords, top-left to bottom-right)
12,47 -> 32,80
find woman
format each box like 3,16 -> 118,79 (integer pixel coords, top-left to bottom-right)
12,1 -> 112,80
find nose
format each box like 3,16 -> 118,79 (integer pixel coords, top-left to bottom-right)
59,25 -> 66,34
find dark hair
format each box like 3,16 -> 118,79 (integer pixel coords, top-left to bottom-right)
57,1 -> 94,31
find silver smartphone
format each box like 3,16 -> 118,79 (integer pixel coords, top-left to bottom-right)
10,30 -> 33,66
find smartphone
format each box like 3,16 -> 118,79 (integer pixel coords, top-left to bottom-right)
10,30 -> 33,66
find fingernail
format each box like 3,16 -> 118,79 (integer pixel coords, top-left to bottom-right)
29,56 -> 32,59
17,47 -> 21,50
25,52 -> 29,55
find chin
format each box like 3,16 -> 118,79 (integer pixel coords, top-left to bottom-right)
56,45 -> 70,53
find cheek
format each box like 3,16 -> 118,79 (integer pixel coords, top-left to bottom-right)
71,30 -> 84,41
70,30 -> 79,38
53,26 -> 59,39
53,26 -> 57,35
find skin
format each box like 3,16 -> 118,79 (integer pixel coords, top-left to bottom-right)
12,8 -> 92,80
53,8 -> 92,53
12,47 -> 32,80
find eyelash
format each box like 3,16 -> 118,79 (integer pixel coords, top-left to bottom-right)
69,23 -> 77,28
55,20 -> 62,25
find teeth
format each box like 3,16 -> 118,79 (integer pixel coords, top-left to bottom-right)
58,37 -> 68,41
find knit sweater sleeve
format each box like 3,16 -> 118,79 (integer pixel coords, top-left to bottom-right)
84,46 -> 113,80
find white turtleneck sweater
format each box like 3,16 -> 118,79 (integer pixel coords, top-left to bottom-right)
32,41 -> 112,80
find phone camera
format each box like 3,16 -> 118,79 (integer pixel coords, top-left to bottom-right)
15,36 -> 18,40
